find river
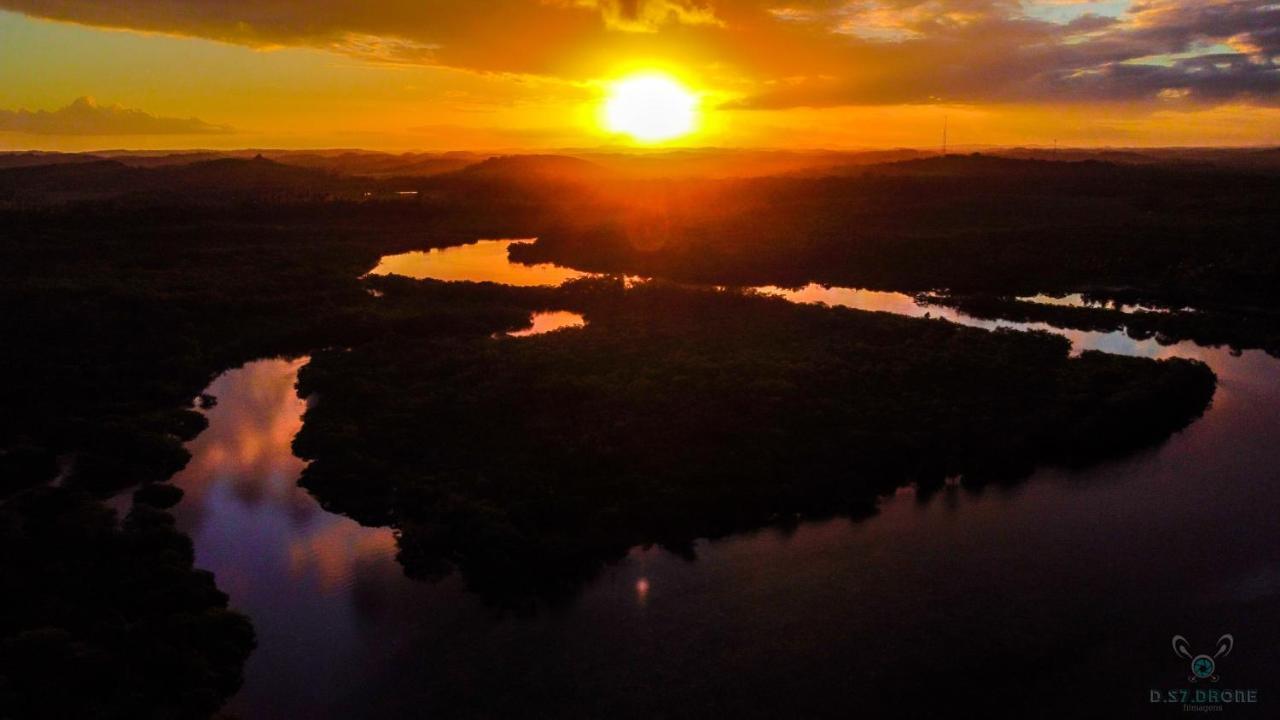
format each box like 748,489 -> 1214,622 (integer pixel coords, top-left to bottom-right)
170,240 -> 1279,717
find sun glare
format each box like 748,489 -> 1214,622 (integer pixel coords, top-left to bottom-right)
603,73 -> 699,143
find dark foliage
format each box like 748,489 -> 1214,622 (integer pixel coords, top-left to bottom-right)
0,487 -> 255,720
924,292 -> 1280,357
0,197 -> 540,498
293,279 -> 1215,604
133,482 -> 185,509
510,155 -> 1280,312
0,152 -> 1259,712
0,200 -> 540,717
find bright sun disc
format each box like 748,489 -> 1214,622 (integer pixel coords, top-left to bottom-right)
603,74 -> 698,143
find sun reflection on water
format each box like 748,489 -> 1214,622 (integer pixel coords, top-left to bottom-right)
507,310 -> 587,337
366,239 -> 593,287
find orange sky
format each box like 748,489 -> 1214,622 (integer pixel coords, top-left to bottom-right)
2,1 -> 1278,150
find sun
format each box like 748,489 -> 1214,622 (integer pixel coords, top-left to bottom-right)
603,73 -> 699,143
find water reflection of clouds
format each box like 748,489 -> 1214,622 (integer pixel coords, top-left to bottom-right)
168,357 -> 422,717
756,284 -> 931,318
171,358 -> 312,533
758,283 -> 1201,361
182,244 -> 1279,717
1019,293 -> 1178,315
173,357 -> 400,595
286,520 -> 398,593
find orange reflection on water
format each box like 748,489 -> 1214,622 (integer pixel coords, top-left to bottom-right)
167,357 -> 418,718
507,311 -> 587,337
756,284 -> 932,317
286,520 -> 399,592
365,242 -> 1214,363
173,357 -> 311,515
367,239 -> 594,287
635,577 -> 651,604
171,357 -> 399,600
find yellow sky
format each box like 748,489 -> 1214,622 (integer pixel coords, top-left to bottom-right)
2,2 -> 1278,151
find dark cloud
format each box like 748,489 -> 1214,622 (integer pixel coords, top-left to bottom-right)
0,97 -> 233,135
723,1 -> 1280,108
1,0 -> 1277,108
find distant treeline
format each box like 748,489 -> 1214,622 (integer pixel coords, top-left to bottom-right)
510,155 -> 1280,313
922,292 -> 1280,357
6,151 -> 1278,314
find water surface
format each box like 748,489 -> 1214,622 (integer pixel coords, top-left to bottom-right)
1018,292 -> 1179,314
506,310 -> 586,337
372,242 -> 1195,357
166,359 -> 416,718
170,241 -> 1279,717
366,239 -> 592,287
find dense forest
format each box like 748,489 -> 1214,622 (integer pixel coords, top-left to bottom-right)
0,487 -> 254,719
509,156 -> 1280,312
294,277 -> 1214,604
2,149 -> 1271,715
921,292 -> 1280,357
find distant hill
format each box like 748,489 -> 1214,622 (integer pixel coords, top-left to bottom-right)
152,156 -> 345,196
0,155 -> 348,203
264,151 -> 481,178
987,146 -> 1280,172
6,145 -> 1279,181
868,153 -> 1074,175
455,154 -> 607,182
855,153 -> 1185,180
856,151 -> 1280,182
0,152 -> 109,170
110,152 -> 237,168
993,148 -> 1161,165
0,160 -> 145,195
5,146 -> 1279,208
579,148 -> 932,179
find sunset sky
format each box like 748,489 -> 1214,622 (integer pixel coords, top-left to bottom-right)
2,1 -> 1278,150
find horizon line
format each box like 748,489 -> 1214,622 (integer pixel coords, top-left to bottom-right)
3,143 -> 1280,157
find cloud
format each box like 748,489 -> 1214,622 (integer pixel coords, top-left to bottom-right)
722,0 -> 1280,108
592,0 -> 724,31
0,1 -> 719,70
1,0 -> 1277,109
0,97 -> 233,135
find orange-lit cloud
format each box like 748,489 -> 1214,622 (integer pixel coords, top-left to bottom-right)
0,1 -> 1277,148
0,96 -> 232,135
3,0 -> 1276,109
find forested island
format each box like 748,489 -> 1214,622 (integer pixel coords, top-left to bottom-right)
294,277 -> 1214,603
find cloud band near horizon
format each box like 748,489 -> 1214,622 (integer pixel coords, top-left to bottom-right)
0,1 -> 1276,110
0,97 -> 233,135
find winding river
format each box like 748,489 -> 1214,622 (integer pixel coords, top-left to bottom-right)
173,240 -> 1279,717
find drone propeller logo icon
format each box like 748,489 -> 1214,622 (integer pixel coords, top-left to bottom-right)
1172,634 -> 1233,683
